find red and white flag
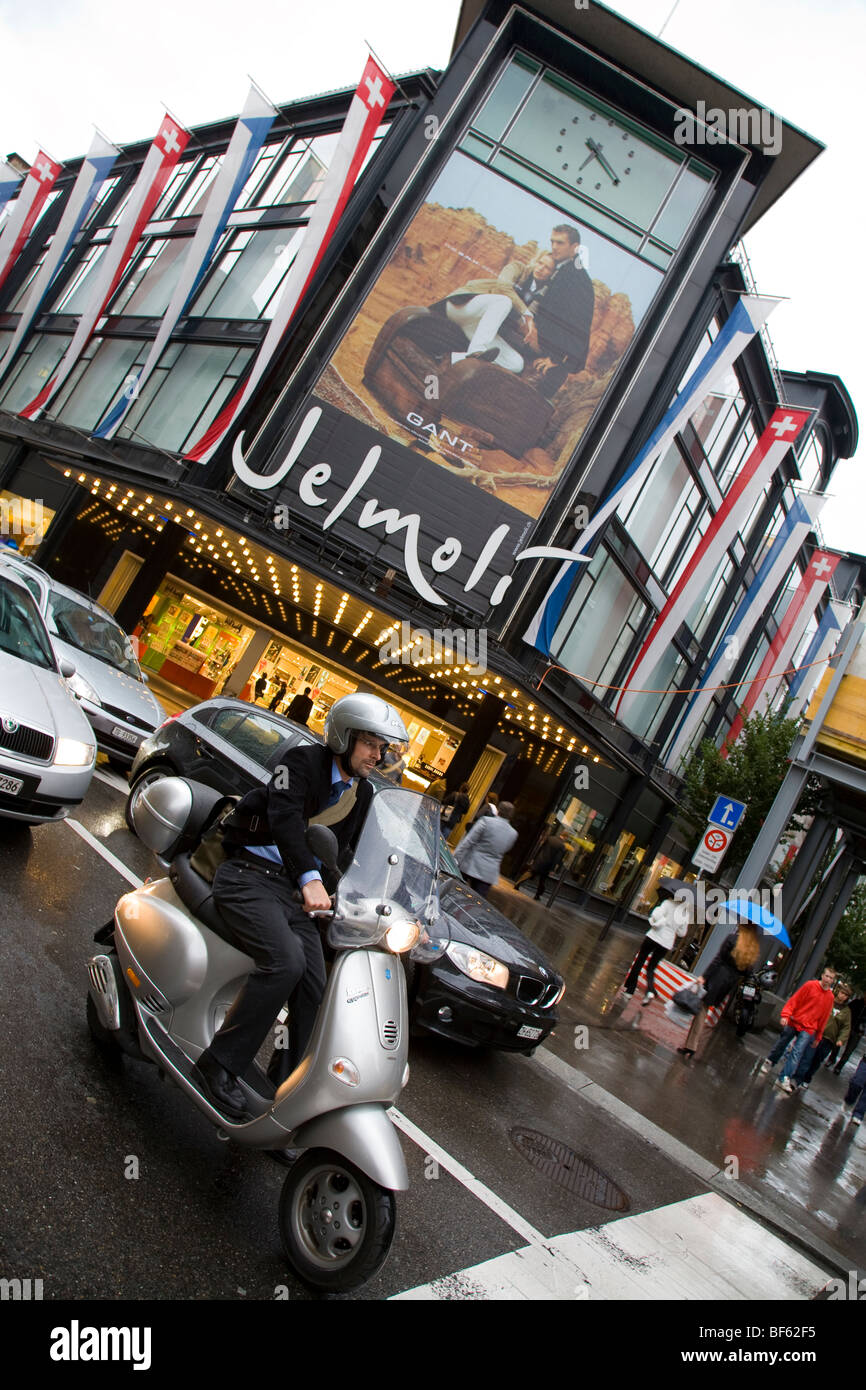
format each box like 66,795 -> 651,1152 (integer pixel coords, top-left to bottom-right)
185,56 -> 394,464
724,549 -> 840,750
0,150 -> 62,297
19,115 -> 189,421
616,408 -> 812,725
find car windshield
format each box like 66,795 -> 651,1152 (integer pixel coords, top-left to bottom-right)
0,580 -> 56,670
49,594 -> 140,677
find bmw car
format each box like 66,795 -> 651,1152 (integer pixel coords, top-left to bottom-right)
0,551 -> 166,769
127,698 -> 564,1052
0,570 -> 96,823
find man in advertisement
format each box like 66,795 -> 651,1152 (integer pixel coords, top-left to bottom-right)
521,224 -> 595,397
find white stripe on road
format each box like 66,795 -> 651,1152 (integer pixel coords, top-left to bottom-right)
65,818 -> 143,889
390,1192 -> 832,1301
92,767 -> 130,794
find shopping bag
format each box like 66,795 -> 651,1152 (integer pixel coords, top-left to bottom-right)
672,983 -> 706,1015
664,1000 -> 693,1029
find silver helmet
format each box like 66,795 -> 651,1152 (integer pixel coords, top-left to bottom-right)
324,693 -> 408,763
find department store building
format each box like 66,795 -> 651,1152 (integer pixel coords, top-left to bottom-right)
0,0 -> 858,921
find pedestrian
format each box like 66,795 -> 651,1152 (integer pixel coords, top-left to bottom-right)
677,923 -> 762,1058
841,1055 -> 866,1127
793,981 -> 852,1089
515,824 -> 568,901
269,680 -> 287,712
622,881 -> 690,1004
454,801 -> 518,898
471,792 -> 499,824
253,672 -> 268,703
286,685 -> 314,725
758,965 -> 838,1092
834,993 -> 865,1074
442,782 -> 471,836
426,776 -> 448,802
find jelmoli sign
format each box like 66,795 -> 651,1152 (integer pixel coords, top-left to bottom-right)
231,401 -> 584,617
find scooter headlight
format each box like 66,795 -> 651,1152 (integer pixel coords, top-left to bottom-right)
385,920 -> 421,954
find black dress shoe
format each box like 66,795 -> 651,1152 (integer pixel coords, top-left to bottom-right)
193,1052 -> 249,1120
468,347 -> 500,363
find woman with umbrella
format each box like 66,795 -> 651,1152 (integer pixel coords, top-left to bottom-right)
677,907 -> 764,1057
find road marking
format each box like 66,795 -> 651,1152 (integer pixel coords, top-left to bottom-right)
93,767 -> 130,794
66,818 -> 143,889
391,1192 -> 832,1301
388,1106 -> 591,1291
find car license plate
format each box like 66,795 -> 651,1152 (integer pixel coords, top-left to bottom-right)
517,1025 -> 542,1040
742,986 -> 756,999
0,774 -> 23,795
111,726 -> 139,745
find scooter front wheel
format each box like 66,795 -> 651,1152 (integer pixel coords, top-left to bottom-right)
278,1147 -> 396,1293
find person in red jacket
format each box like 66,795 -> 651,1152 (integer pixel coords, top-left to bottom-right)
759,966 -> 837,1093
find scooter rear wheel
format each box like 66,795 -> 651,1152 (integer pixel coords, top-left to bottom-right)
278,1147 -> 396,1293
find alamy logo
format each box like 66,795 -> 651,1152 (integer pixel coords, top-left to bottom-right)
674,100 -> 782,156
378,620 -> 487,677
50,1321 -> 152,1371
0,496 -> 45,544
0,1276 -> 43,1299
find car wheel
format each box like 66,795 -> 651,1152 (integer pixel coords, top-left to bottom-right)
278,1148 -> 396,1293
125,762 -> 174,834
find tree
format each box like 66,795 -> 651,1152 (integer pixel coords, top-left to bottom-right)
826,880 -> 866,991
678,709 -> 820,876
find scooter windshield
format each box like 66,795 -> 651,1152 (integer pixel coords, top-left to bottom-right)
328,786 -> 442,949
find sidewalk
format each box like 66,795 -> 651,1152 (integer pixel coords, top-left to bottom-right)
489,878 -> 866,1280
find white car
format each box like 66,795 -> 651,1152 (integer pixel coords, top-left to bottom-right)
0,551 -> 166,770
0,570 -> 96,823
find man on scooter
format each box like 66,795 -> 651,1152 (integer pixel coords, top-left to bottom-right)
192,693 -> 409,1119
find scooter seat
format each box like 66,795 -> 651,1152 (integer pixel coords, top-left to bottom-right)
170,852 -> 237,948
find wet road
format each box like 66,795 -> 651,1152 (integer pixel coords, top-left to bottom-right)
0,768 -> 857,1301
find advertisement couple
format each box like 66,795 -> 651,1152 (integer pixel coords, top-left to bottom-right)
438,223 -> 594,400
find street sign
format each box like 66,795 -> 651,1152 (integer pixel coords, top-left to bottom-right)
708,795 -> 747,832
692,823 -> 733,873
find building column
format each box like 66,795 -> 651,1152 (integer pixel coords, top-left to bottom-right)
780,813 -> 835,926
223,629 -> 272,699
798,861 -> 862,987
113,526 -> 188,634
777,847 -> 852,993
444,693 -> 502,792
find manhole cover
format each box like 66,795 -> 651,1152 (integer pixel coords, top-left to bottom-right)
510,1127 -> 630,1211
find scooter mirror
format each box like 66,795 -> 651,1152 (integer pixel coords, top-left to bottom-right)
306,823 -> 340,872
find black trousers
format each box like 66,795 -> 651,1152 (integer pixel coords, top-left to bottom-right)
624,938 -> 667,995
207,859 -> 327,1080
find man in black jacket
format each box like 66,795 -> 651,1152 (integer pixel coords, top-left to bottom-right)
192,693 -> 408,1118
521,224 -> 595,398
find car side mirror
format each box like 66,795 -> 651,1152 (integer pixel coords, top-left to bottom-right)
306,824 -> 339,872
59,657 -> 76,679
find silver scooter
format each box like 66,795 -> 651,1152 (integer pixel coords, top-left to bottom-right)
85,776 -> 446,1293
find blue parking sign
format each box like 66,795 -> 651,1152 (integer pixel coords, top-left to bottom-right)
708,795 -> 746,832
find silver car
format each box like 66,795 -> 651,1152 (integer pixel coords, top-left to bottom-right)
0,552 -> 166,769
0,569 -> 96,823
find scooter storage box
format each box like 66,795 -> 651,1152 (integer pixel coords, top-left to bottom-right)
133,777 -> 226,860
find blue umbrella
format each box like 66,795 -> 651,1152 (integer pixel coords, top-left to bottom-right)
724,897 -> 791,948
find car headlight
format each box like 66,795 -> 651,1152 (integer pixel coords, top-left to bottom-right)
445,941 -> 509,990
67,671 -> 102,707
54,738 -> 95,767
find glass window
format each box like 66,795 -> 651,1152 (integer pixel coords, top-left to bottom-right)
649,162 -> 712,247
116,341 -> 253,451
619,441 -> 704,578
472,56 -> 540,142
190,225 -> 304,319
718,417 -> 757,492
621,645 -> 687,742
686,555 -> 733,641
54,338 -> 143,430
796,435 -> 824,491
551,550 -> 648,690
51,244 -> 109,313
48,593 -> 140,676
109,236 -> 195,316
212,710 -> 286,765
0,333 -> 68,413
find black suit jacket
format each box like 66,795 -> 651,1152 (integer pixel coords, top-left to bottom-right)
534,259 -> 594,371
222,742 -> 373,885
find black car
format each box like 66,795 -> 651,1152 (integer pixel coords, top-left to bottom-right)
128,698 -> 564,1052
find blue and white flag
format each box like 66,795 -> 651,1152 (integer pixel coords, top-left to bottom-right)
523,294 -> 781,655
93,85 -> 277,440
0,133 -> 118,385
664,491 -> 823,770
0,161 -> 23,223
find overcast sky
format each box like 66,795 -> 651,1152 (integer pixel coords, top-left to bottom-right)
1,0 -> 861,551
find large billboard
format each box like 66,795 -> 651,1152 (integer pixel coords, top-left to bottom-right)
316,152 -> 662,521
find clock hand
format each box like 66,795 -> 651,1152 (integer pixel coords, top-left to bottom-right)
584,137 -> 620,185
